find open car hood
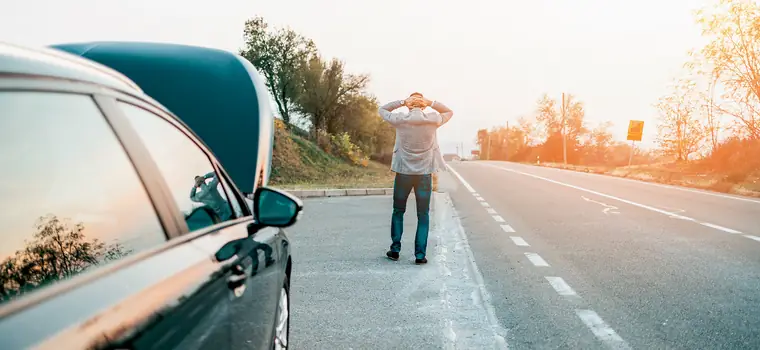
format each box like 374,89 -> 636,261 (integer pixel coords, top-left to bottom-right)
51,41 -> 274,195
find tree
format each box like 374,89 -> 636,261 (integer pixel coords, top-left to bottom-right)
535,94 -> 561,137
533,93 -> 588,163
240,16 -> 317,126
584,121 -> 615,164
695,0 -> 760,139
0,215 -> 130,301
655,80 -> 707,161
297,56 -> 369,137
517,116 -> 540,146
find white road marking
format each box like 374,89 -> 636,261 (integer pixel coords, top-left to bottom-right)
434,192 -> 509,349
581,196 -> 620,215
446,164 -> 476,193
510,236 -> 529,246
486,208 -> 497,214
545,277 -> 577,296
481,202 -> 490,207
525,252 -> 549,267
576,309 -> 631,350
492,215 -> 505,222
484,164 -> 751,234
744,235 -> 760,242
500,224 -> 515,233
492,161 -> 760,205
700,222 -> 742,234
475,196 -> 485,201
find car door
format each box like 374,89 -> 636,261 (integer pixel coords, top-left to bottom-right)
113,98 -> 286,349
0,88 -> 230,350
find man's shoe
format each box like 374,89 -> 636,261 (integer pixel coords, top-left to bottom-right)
415,257 -> 428,265
386,251 -> 400,261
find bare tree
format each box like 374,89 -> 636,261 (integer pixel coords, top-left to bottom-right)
0,215 -> 130,301
695,0 -> 760,139
655,80 -> 707,161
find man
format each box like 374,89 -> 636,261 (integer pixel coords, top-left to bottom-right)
379,92 -> 454,264
190,171 -> 232,221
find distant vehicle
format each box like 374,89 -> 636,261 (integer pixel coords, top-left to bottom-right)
443,153 -> 461,162
0,41 -> 299,350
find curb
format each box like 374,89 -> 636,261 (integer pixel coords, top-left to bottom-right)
286,188 -> 394,199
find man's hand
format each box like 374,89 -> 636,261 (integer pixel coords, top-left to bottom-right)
420,97 -> 433,107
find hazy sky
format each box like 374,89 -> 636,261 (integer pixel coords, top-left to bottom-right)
3,0 -> 709,153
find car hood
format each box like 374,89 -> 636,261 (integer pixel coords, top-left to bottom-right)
51,41 -> 274,195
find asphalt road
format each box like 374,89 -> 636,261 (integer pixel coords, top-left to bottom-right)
444,161 -> 760,349
287,161 -> 760,349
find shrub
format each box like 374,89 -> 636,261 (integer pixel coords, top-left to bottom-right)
330,132 -> 368,166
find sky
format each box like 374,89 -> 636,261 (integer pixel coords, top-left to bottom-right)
2,0 -> 710,154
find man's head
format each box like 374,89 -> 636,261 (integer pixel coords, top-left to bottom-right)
194,176 -> 205,187
406,92 -> 426,109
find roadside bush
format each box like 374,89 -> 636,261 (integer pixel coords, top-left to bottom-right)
331,132 -> 368,166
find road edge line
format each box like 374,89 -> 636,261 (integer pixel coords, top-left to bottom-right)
435,191 -> 509,349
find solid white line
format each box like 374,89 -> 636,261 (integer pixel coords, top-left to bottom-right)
483,163 -> 696,219
700,222 -> 742,234
510,236 -> 529,246
446,164 -> 476,193
494,161 -> 760,205
481,202 -> 490,207
525,252 -> 549,267
486,208 -> 497,214
500,224 -> 515,233
475,196 -> 485,201
744,235 -> 760,242
545,276 -> 577,296
576,309 -> 630,350
492,215 -> 505,222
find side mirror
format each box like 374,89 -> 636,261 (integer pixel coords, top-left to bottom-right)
253,187 -> 303,227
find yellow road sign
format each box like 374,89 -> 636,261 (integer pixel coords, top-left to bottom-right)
627,120 -> 644,141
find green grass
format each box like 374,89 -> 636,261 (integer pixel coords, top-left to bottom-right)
268,128 -> 394,190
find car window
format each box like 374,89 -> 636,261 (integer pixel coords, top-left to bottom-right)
117,102 -> 236,230
0,92 -> 166,304
216,169 -> 246,218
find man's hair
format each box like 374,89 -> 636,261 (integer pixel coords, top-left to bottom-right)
409,92 -> 423,98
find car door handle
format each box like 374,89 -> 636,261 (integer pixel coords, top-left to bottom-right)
228,256 -> 253,297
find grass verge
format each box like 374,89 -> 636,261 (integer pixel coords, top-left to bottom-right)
268,122 -> 394,190
521,161 -> 760,198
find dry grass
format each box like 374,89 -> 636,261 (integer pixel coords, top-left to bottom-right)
525,161 -> 760,198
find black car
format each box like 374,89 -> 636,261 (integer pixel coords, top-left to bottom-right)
0,42 -> 300,350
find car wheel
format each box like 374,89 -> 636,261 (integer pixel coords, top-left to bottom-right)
273,277 -> 290,350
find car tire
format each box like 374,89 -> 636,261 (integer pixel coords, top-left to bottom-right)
273,276 -> 290,350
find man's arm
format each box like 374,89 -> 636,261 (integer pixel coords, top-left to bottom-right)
201,171 -> 221,188
429,101 -> 454,126
190,186 -> 199,202
378,100 -> 406,126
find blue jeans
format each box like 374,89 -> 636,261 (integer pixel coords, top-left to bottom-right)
390,173 -> 432,259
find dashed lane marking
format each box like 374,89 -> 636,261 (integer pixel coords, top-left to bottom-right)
525,252 -> 549,267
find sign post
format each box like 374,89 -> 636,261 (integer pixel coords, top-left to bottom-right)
626,120 -> 645,166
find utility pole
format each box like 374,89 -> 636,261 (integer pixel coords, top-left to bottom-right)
505,121 -> 509,161
561,92 -> 568,166
628,140 -> 635,166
